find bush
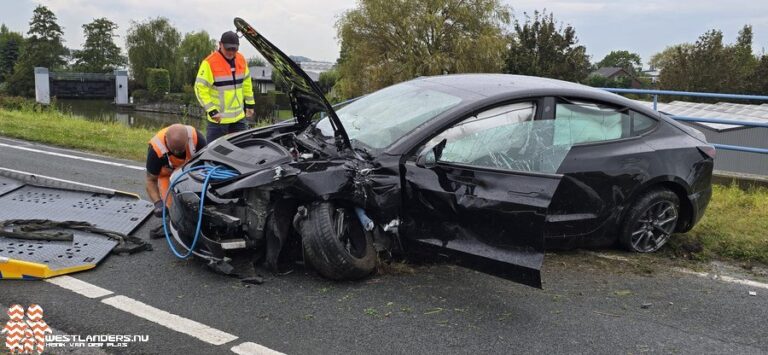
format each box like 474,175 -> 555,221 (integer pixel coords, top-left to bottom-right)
181,84 -> 197,105
0,95 -> 47,112
146,68 -> 171,98
131,89 -> 149,103
253,94 -> 276,120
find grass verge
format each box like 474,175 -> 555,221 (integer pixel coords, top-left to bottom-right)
668,183 -> 768,265
0,107 -> 153,161
0,106 -> 765,265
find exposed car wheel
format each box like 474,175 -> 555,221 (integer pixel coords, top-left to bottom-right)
620,189 -> 680,253
301,202 -> 376,280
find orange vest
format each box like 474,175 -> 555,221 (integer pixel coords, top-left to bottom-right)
148,125 -> 199,177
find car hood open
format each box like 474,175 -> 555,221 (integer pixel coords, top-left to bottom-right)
234,17 -> 351,150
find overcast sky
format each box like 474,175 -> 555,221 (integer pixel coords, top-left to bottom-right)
2,0 -> 768,68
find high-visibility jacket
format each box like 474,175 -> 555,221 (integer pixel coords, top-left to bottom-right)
194,51 -> 255,124
148,125 -> 199,177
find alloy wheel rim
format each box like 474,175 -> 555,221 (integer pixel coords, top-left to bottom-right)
630,200 -> 678,252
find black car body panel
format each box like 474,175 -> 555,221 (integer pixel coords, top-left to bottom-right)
166,18 -> 713,288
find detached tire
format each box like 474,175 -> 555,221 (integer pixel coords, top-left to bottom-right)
620,189 -> 680,253
301,202 -> 376,280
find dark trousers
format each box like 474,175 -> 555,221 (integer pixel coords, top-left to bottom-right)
206,120 -> 248,143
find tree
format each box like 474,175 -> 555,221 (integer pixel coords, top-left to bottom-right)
504,10 -> 591,83
6,5 -> 68,96
335,0 -> 511,98
318,69 -> 338,94
247,56 -> 266,67
0,24 -> 24,82
596,50 -> 642,74
657,25 -> 758,95
175,31 -> 215,92
125,17 -> 181,89
648,44 -> 692,71
72,18 -> 126,73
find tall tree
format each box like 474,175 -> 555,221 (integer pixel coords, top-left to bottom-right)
504,10 -> 591,83
125,17 -> 181,88
72,18 -> 126,73
658,26 -> 757,95
335,0 -> 511,98
6,5 -> 68,96
0,24 -> 24,82
175,31 -> 215,91
596,50 -> 642,74
648,44 -> 692,71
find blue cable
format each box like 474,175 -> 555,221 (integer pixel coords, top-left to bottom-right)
161,164 -> 239,259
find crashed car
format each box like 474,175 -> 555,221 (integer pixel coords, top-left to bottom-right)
166,18 -> 713,288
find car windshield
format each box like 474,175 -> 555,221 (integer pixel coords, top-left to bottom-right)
315,82 -> 462,149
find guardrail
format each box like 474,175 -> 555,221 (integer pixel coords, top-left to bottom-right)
601,88 -> 768,154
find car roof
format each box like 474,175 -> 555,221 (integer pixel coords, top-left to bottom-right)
413,74 -> 600,97
409,73 -> 664,119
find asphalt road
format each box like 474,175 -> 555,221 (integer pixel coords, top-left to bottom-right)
0,136 -> 766,355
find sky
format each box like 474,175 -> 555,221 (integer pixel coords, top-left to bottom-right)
1,0 -> 768,68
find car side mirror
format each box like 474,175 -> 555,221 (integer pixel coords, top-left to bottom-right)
416,139 -> 447,168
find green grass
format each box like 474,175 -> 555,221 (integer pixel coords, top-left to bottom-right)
277,109 -> 294,120
668,184 -> 768,265
0,107 -> 153,161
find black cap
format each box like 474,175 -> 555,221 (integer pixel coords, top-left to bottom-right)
220,31 -> 239,50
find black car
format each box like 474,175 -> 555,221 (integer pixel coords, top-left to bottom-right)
165,18 -> 714,288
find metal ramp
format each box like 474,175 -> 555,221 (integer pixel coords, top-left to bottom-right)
0,169 -> 152,279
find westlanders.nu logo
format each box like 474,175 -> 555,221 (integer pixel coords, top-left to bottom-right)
2,305 -> 149,353
1,304 -> 51,354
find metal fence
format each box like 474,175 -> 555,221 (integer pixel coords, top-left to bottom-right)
601,88 -> 768,155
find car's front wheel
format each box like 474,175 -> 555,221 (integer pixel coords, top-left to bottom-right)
300,202 -> 377,280
620,189 -> 680,253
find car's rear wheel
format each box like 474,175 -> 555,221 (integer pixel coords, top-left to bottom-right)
620,189 -> 680,253
300,202 -> 376,280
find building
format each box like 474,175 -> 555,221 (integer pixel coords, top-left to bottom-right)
634,100 -> 768,176
591,67 -> 643,88
250,64 -> 325,94
250,66 -> 275,94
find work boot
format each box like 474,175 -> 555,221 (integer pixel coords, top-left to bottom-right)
149,224 -> 165,239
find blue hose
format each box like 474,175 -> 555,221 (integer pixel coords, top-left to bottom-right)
161,164 -> 239,259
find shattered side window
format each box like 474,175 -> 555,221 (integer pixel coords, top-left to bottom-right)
426,102 -> 570,174
554,101 -> 629,145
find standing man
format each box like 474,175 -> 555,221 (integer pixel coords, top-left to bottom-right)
195,31 -> 255,143
146,124 -> 207,238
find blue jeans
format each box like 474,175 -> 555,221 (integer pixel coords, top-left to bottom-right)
206,120 -> 248,143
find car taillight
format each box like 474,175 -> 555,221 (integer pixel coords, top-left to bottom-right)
698,145 -> 716,159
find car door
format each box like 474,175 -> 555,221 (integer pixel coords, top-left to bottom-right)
544,98 -> 660,248
401,99 -> 569,288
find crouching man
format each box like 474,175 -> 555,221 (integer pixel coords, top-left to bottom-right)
145,124 -> 207,238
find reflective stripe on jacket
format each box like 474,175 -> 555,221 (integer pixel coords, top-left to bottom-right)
194,51 -> 255,124
148,125 -> 198,177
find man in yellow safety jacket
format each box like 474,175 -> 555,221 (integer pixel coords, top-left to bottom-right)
194,31 -> 255,142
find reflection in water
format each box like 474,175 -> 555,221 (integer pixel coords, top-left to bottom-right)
56,99 -> 204,131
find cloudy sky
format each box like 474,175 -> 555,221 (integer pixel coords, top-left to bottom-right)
2,0 -> 768,67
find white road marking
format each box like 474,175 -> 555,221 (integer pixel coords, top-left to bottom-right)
585,252 -> 631,262
101,295 -> 239,346
588,253 -> 768,291
673,267 -> 768,290
0,142 -> 144,171
45,276 -> 114,299
231,342 -> 286,355
45,277 -> 283,353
